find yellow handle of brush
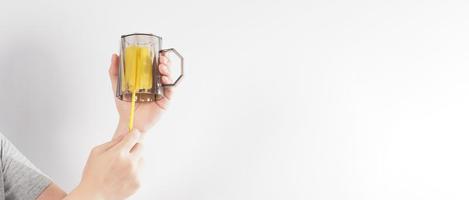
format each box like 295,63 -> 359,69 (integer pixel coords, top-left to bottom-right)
128,52 -> 140,131
126,46 -> 152,131
128,91 -> 137,131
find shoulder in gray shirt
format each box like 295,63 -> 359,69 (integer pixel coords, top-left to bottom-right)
0,133 -> 51,200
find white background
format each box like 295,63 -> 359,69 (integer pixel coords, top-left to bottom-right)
1,0 -> 469,199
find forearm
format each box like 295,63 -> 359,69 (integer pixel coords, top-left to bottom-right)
113,118 -> 128,140
63,184 -> 104,200
36,183 -> 67,200
113,118 -> 146,141
36,182 -> 104,200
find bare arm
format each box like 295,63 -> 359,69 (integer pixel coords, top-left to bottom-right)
36,183 -> 66,200
36,130 -> 142,200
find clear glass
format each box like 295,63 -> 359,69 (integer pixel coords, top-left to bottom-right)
116,33 -> 183,102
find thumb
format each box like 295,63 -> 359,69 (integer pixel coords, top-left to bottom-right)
109,54 -> 119,95
113,129 -> 141,153
94,135 -> 124,152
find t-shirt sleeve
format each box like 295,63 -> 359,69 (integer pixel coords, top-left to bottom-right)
0,133 -> 51,200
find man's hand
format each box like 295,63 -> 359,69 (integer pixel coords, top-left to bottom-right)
108,53 -> 174,138
66,130 -> 144,200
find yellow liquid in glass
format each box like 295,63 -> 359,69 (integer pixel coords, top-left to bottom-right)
124,46 -> 153,91
124,45 -> 153,130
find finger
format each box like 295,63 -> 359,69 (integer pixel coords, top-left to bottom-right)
155,76 -> 174,110
93,141 -> 114,153
113,129 -> 141,153
130,143 -> 143,159
161,76 -> 174,100
112,133 -> 126,142
108,54 -> 119,95
94,135 -> 124,152
159,63 -> 170,76
159,53 -> 169,65
112,130 -> 127,141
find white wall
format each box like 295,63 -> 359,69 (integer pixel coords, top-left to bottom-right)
1,0 -> 469,199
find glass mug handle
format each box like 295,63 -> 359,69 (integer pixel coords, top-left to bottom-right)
160,48 -> 184,87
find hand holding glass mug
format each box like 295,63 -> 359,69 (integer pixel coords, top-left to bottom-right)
108,33 -> 184,138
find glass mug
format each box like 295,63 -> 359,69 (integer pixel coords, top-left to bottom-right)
116,33 -> 183,102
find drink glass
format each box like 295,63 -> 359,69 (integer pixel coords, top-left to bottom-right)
116,33 -> 183,102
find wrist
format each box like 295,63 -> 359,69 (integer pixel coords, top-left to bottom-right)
113,119 -> 128,139
66,183 -> 105,200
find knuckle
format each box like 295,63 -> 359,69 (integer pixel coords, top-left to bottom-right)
115,152 -> 128,163
90,147 -> 99,155
117,150 -> 127,158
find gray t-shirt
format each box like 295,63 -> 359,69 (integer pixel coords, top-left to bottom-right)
0,133 -> 51,200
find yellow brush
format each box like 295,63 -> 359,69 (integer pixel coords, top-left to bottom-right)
125,46 -> 153,131
129,90 -> 137,131
128,63 -> 139,131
